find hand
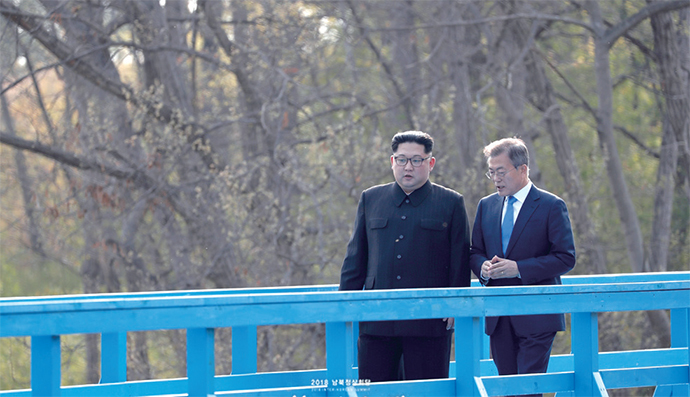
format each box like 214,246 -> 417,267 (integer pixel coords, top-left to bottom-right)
443,317 -> 454,330
481,260 -> 492,280
485,255 -> 519,279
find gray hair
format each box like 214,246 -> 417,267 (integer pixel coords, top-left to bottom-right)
482,137 -> 529,169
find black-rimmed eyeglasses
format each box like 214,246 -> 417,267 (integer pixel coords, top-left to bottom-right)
394,156 -> 431,167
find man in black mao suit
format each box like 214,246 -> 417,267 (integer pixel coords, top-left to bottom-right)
470,137 -> 576,397
339,131 -> 471,382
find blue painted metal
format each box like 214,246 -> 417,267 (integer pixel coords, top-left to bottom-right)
572,312 -> 603,396
0,272 -> 688,396
100,332 -> 126,383
668,308 -> 690,397
455,316 -> 482,396
30,335 -> 60,397
325,321 -> 357,390
230,326 -> 256,374
601,365 -> 688,389
592,372 -> 609,396
187,328 -> 215,397
483,372 -> 575,396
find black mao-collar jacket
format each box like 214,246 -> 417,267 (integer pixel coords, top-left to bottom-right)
339,180 -> 471,337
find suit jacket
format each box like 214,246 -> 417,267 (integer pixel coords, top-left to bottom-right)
470,185 -> 576,335
339,180 -> 471,337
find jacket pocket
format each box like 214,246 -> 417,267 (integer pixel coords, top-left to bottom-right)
421,218 -> 447,231
368,218 -> 388,229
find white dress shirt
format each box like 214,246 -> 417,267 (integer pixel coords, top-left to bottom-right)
502,181 -> 533,224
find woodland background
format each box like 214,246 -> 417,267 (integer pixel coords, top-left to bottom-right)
0,0 -> 688,395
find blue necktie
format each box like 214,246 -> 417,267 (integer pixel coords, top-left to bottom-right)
502,196 -> 517,256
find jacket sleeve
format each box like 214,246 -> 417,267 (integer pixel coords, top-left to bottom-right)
450,195 -> 471,287
338,192 -> 368,290
469,199 -> 489,284
516,198 -> 576,285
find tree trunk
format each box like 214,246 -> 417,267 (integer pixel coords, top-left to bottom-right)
645,0 -> 689,348
493,5 -> 543,187
447,2 -> 486,218
128,0 -> 193,116
586,0 -> 673,347
128,332 -> 152,380
346,0 -> 416,130
648,3 -> 690,201
585,1 -> 646,273
1,94 -> 44,255
392,0 -> 421,117
648,0 -> 688,273
525,51 -> 608,274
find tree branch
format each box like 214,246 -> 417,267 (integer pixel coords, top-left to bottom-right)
535,48 -> 598,119
0,1 -> 219,169
603,0 -> 690,49
613,124 -> 661,158
345,0 -> 416,130
0,132 -> 153,186
0,2 -> 131,103
0,132 -> 210,227
364,12 -> 596,34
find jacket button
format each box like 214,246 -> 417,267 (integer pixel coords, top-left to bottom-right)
399,235 -> 404,239
401,215 -> 407,220
397,254 -> 402,259
396,275 -> 401,280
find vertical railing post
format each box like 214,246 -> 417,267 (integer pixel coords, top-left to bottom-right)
480,317 -> 490,360
455,316 -> 482,397
670,307 -> 689,348
31,335 -> 61,397
572,312 -> 607,397
671,308 -> 690,396
231,326 -> 257,374
100,332 -> 127,383
352,321 -> 359,371
187,328 -> 215,397
326,321 -> 356,392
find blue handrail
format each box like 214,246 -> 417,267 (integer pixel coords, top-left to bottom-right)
1,271 -> 688,396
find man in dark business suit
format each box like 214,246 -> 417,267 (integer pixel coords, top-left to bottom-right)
470,137 -> 576,396
339,130 -> 471,382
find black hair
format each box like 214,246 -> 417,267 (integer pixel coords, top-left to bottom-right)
391,131 -> 434,153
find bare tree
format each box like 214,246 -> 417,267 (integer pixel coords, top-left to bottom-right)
1,0 -> 688,386
583,0 -> 689,347
648,0 -> 690,273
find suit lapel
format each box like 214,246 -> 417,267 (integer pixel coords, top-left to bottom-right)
505,186 -> 540,257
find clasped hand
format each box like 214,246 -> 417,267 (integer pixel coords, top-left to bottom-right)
481,255 -> 518,279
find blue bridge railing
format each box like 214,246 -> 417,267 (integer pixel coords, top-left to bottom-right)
1,272 -> 688,396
